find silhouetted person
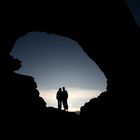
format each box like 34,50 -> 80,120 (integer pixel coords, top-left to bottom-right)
56,88 -> 63,110
62,87 -> 68,111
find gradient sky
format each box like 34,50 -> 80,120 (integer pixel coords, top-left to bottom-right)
11,32 -> 107,111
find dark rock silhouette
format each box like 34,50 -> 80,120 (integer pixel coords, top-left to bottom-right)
1,55 -> 47,120
1,0 -> 139,138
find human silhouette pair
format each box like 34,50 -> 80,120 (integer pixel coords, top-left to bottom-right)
56,87 -> 68,111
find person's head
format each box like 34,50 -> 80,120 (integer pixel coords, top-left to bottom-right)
62,87 -> 65,91
59,88 -> 62,91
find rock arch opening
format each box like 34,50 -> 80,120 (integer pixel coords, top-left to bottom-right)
11,31 -> 107,112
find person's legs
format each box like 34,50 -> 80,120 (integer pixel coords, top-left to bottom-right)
58,100 -> 62,110
62,100 -> 65,110
63,100 -> 68,111
65,100 -> 68,111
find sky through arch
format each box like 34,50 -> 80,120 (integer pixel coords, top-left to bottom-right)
11,32 -> 107,111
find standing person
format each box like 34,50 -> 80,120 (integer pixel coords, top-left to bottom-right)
56,88 -> 63,110
62,87 -> 68,111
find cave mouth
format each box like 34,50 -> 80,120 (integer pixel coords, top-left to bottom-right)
10,31 -> 107,112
